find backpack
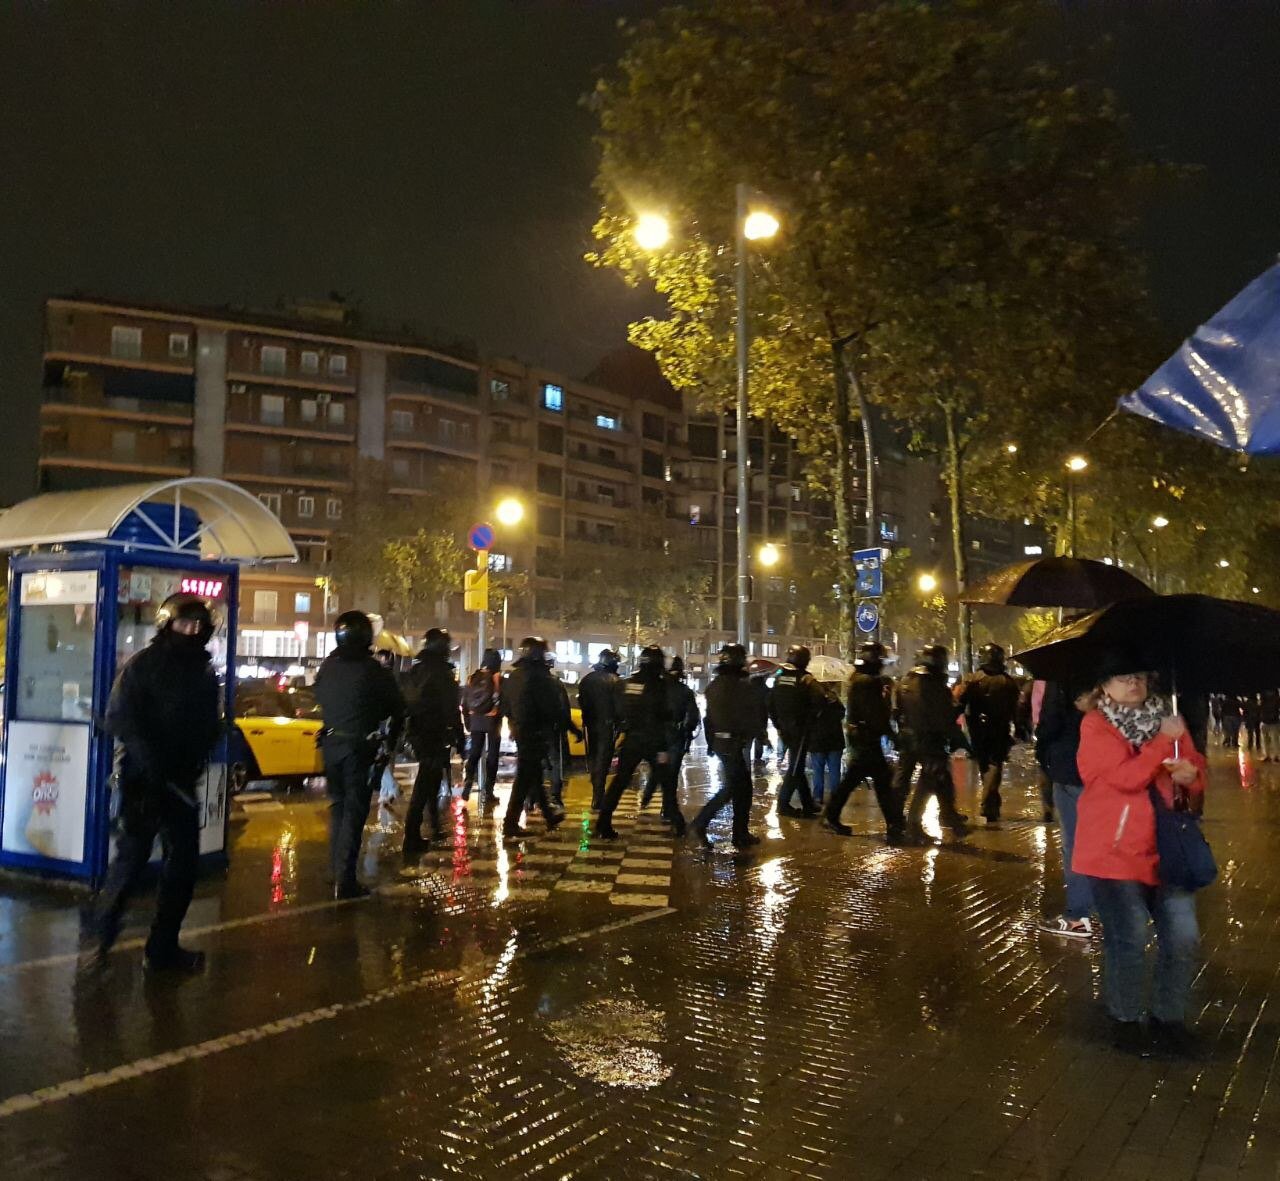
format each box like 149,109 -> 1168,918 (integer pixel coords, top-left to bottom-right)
464,670 -> 497,717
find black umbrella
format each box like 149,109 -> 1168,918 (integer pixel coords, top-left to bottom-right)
1014,594 -> 1280,694
961,556 -> 1153,609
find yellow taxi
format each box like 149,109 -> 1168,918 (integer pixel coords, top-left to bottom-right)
229,678 -> 324,790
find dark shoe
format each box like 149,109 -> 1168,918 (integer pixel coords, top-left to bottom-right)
334,881 -> 372,900
402,838 -> 428,861
640,789 -> 655,810
144,946 -> 206,975
545,811 -> 564,833
951,822 -> 970,838
823,817 -> 853,836
594,822 -> 620,840
503,827 -> 529,842
1042,809 -> 1055,823
669,814 -> 687,837
1150,1017 -> 1200,1058
904,825 -> 932,846
1112,1020 -> 1151,1057
688,822 -> 712,849
800,806 -> 821,819
733,833 -> 762,848
776,803 -> 803,818
885,825 -> 908,846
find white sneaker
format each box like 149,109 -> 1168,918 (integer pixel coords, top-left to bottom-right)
1040,915 -> 1094,940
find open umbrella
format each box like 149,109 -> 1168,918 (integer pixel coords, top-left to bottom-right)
1119,262 -> 1280,455
806,654 -> 855,682
961,555 -> 1153,609
1014,593 -> 1280,694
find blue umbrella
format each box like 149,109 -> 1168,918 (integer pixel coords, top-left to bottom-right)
1120,262 -> 1280,454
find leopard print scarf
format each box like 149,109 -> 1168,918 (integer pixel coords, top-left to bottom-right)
1098,693 -> 1166,748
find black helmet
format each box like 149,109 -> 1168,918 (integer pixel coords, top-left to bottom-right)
978,643 -> 1006,671
518,635 -> 549,663
480,647 -> 502,672
854,641 -> 887,669
785,644 -> 811,671
717,643 -> 748,672
155,592 -> 217,644
596,648 -> 620,672
334,610 -> 375,653
670,655 -> 686,680
422,627 -> 452,659
638,644 -> 666,672
917,643 -> 949,673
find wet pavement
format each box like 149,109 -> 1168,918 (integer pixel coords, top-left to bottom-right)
2,742 -> 1280,1180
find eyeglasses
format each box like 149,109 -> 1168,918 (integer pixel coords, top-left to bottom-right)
1110,673 -> 1148,684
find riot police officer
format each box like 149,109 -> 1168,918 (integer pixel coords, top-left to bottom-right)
823,641 -> 903,842
544,657 -> 583,809
501,636 -> 567,841
403,627 -> 464,857
640,654 -> 699,834
956,643 -> 1022,826
769,644 -> 823,817
84,593 -> 222,974
690,644 -> 760,849
895,644 -> 968,843
596,645 -> 672,840
579,648 -> 621,811
314,611 -> 406,897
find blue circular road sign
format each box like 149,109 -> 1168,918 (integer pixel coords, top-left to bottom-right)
855,602 -> 880,633
468,522 -> 495,551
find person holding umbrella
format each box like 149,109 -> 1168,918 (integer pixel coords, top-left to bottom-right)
1074,649 -> 1206,1056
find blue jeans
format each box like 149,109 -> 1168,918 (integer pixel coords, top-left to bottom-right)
1087,877 -> 1200,1023
1052,782 -> 1092,920
808,751 -> 841,804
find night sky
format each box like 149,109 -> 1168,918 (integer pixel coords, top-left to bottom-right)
1,0 -> 1277,505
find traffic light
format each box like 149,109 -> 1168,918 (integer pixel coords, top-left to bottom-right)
464,568 -> 489,613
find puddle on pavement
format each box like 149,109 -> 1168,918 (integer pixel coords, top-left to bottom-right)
545,997 -> 672,1089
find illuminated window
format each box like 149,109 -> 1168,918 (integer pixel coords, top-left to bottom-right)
111,325 -> 142,359
490,378 -> 511,400
300,399 -> 317,423
260,394 -> 285,426
297,496 -> 314,518
542,383 -> 564,412
260,346 -> 287,376
168,333 -> 190,359
300,350 -> 320,375
253,590 -> 278,624
294,592 -> 312,614
328,354 -> 348,377
596,414 -> 620,431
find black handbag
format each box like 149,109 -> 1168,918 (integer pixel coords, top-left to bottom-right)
1149,787 -> 1217,891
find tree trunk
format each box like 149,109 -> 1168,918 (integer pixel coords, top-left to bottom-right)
830,340 -> 857,659
942,402 -> 972,673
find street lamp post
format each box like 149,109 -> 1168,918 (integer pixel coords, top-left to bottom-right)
1065,456 -> 1089,557
757,543 -> 780,647
481,497 -> 525,664
1151,515 -> 1169,591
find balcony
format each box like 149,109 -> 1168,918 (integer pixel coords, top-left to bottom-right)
225,407 -> 354,440
41,385 -> 195,425
40,445 -> 193,477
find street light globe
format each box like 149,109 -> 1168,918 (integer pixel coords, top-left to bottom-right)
743,209 -> 780,241
758,543 -> 780,568
1152,515 -> 1170,529
634,213 -> 671,251
1006,443 -> 1018,455
1218,558 -> 1231,569
917,573 -> 938,595
495,497 -> 525,527
1066,455 -> 1089,473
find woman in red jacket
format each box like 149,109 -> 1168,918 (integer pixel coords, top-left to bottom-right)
1074,650 -> 1206,1055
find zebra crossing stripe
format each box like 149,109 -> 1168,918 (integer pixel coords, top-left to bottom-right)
615,873 -> 670,888
620,858 -> 672,870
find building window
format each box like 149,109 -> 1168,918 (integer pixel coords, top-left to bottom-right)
260,394 -> 285,426
262,444 -> 281,475
439,418 -> 457,444
537,505 -> 562,536
390,408 -> 415,435
642,450 -> 664,478
537,423 -> 563,454
297,495 -> 315,518
490,378 -> 511,401
253,591 -> 279,624
326,497 -> 342,520
537,464 -> 562,496
294,592 -> 312,615
260,345 -> 287,376
391,457 -> 410,482
487,552 -> 512,573
642,412 -> 664,441
690,504 -> 701,525
328,354 -> 348,377
111,429 -> 136,460
300,398 -> 317,424
168,333 -> 190,359
328,400 -> 346,426
596,414 -> 620,431
258,492 -> 282,515
110,326 -> 142,360
458,420 -> 473,446
542,383 -> 564,412
300,350 -> 320,375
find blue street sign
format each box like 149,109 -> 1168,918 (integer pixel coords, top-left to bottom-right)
853,547 -> 883,598
468,521 -> 495,552
855,602 -> 880,634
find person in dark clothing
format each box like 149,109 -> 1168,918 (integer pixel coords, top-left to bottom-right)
314,611 -> 406,898
1036,680 -> 1097,938
769,645 -> 824,817
544,662 -> 582,809
1220,695 -> 1243,748
690,644 -> 760,849
748,672 -> 772,766
579,648 -> 621,811
1242,693 -> 1262,753
1260,689 -> 1280,762
596,646 -> 672,839
403,628 -> 465,856
84,593 -> 222,974
824,642 -> 902,842
1210,694 -> 1224,740
956,643 -> 1022,825
1180,690 -> 1211,759
806,686 -> 845,807
461,648 -> 503,805
640,654 -> 699,834
1021,679 -> 1055,822
501,636 -> 567,841
895,644 -> 968,843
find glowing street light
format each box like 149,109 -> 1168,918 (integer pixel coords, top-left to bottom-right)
1218,558 -> 1231,569
757,542 -> 781,568
1064,456 -> 1089,556
1066,455 -> 1089,473
1152,515 -> 1169,530
495,497 -> 525,528
1006,443 -> 1019,455
634,213 -> 671,252
917,573 -> 939,595
743,208 -> 780,241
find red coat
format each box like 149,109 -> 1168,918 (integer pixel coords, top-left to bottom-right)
1072,711 -> 1207,887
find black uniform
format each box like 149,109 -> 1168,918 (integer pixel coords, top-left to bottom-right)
502,657 -> 568,836
579,662 -> 620,809
748,675 -> 771,763
768,663 -> 823,814
543,676 -> 582,808
824,665 -> 901,838
93,630 -> 221,964
462,653 -> 503,802
895,665 -> 967,837
314,648 -> 405,890
956,666 -> 1022,821
403,650 -> 464,851
641,673 -> 700,831
693,668 -> 757,845
597,668 -> 672,837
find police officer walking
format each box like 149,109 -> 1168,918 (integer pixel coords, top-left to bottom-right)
461,648 -> 503,808
501,636 -> 567,841
403,627 -> 464,858
544,659 -> 583,810
83,593 -> 222,974
596,645 -> 672,840
640,654 -> 699,834
895,644 -> 969,843
823,641 -> 903,843
314,611 -> 406,898
690,644 -> 760,849
579,648 -> 621,811
956,643 -> 1022,826
769,644 -> 823,817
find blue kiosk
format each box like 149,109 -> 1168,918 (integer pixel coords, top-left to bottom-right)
0,478 -> 297,885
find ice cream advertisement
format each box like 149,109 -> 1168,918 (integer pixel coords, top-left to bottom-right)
1,722 -> 90,863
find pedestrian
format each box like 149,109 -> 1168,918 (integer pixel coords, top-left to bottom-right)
806,684 -> 845,808
690,644 -> 760,849
1036,679 -> 1097,939
1220,694 -> 1243,748
402,628 -> 465,857
1209,693 -> 1223,740
1022,679 -> 1055,822
647,655 -> 700,834
1242,693 -> 1262,753
314,612 -> 406,898
823,642 -> 903,843
596,645 -> 672,840
956,643 -> 1022,827
579,648 -> 621,811
1074,650 -> 1206,1055
544,659 -> 582,809
1260,688 -> 1280,762
895,644 -> 969,844
500,636 -> 566,841
461,648 -> 503,807
769,645 -> 823,817
748,670 -> 771,767
81,593 -> 222,974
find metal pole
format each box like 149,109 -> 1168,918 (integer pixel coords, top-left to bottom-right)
502,593 -> 509,654
1068,475 -> 1077,558
735,181 -> 751,648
